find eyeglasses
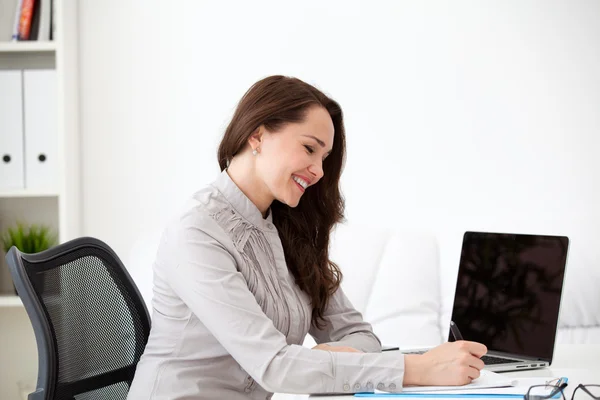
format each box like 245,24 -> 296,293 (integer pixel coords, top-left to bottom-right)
525,378 -> 600,400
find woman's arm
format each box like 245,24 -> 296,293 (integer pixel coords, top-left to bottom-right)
308,285 -> 382,353
166,213 -> 405,394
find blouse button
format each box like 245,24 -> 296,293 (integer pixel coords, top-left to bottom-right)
389,383 -> 397,391
354,383 -> 361,390
366,382 -> 374,390
343,383 -> 351,391
266,223 -> 274,229
377,383 -> 385,390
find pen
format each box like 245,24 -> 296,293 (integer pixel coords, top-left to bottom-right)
450,320 -> 464,341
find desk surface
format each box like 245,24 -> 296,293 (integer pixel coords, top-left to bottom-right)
273,344 -> 600,400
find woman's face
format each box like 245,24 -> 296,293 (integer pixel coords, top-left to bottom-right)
254,106 -> 335,208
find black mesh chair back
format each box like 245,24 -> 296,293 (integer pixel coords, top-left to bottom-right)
6,237 -> 151,400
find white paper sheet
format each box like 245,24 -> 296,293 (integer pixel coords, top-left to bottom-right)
401,371 -> 518,393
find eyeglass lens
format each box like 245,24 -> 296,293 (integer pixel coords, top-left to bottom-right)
572,385 -> 600,400
528,385 -> 564,400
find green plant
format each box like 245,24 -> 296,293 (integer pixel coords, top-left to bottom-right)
1,222 -> 58,254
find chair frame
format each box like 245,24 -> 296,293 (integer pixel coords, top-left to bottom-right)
6,237 -> 151,400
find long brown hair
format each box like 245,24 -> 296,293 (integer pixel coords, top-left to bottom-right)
218,75 -> 346,328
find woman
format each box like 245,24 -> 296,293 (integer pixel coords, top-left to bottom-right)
128,75 -> 487,399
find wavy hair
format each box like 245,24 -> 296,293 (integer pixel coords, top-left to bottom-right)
217,75 -> 346,328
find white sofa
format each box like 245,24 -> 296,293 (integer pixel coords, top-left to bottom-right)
127,222 -> 600,350
326,223 -> 600,347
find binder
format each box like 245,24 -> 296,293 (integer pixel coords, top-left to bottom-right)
36,0 -> 53,41
23,69 -> 58,190
0,70 -> 25,190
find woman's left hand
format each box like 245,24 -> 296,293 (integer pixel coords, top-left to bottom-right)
312,344 -> 363,353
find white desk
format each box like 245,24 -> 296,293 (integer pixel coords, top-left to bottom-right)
273,344 -> 600,400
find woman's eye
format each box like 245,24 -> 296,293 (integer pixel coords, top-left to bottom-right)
304,145 -> 314,154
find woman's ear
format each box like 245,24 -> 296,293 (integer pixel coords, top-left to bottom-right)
248,126 -> 263,150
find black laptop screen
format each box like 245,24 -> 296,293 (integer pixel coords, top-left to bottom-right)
449,231 -> 569,361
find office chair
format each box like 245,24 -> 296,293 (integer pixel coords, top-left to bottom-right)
6,237 -> 151,400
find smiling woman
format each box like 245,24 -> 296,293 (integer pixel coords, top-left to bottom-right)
127,75 -> 488,400
220,78 -> 343,329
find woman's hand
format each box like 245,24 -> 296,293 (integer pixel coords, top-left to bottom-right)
312,343 -> 363,353
404,341 -> 487,386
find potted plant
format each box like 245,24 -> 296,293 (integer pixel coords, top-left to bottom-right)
1,222 -> 58,294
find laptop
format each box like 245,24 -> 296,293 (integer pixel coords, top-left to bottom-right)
402,231 -> 570,372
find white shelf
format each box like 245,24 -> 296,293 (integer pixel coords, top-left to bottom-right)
0,41 -> 56,53
0,295 -> 22,307
0,189 -> 59,198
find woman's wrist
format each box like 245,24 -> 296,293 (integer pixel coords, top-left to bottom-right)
403,354 -> 424,386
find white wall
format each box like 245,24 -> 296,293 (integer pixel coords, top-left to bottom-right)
78,0 -> 600,293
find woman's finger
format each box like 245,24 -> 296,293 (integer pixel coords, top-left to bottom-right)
469,354 -> 485,371
467,365 -> 481,380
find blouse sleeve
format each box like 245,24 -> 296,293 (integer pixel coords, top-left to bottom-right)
166,213 -> 405,394
308,285 -> 383,353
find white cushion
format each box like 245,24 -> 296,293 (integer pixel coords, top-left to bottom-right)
330,223 -> 442,347
556,234 -> 600,332
555,327 -> 600,344
329,223 -> 391,314
365,232 -> 442,347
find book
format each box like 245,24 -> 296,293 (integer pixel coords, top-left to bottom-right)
17,0 -> 35,40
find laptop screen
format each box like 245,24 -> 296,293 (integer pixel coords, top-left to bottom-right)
449,231 -> 569,361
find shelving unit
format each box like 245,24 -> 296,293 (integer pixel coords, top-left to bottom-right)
0,189 -> 59,198
0,0 -> 80,296
1,1 -> 80,398
0,42 -> 57,52
0,295 -> 22,307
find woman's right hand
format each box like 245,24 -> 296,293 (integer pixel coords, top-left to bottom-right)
403,341 -> 487,386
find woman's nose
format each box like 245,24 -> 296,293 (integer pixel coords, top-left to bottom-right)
308,161 -> 324,181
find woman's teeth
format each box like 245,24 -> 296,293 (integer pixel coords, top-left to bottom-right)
293,176 -> 308,189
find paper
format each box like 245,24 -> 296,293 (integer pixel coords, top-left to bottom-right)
401,371 -> 517,393
424,377 -> 568,396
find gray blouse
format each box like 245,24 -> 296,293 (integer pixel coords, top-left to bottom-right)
127,170 -> 406,399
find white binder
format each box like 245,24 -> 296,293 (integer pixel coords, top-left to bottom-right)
23,69 -> 58,190
0,70 -> 25,190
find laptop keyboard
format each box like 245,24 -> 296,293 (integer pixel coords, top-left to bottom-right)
481,355 -> 521,365
402,351 -> 521,365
